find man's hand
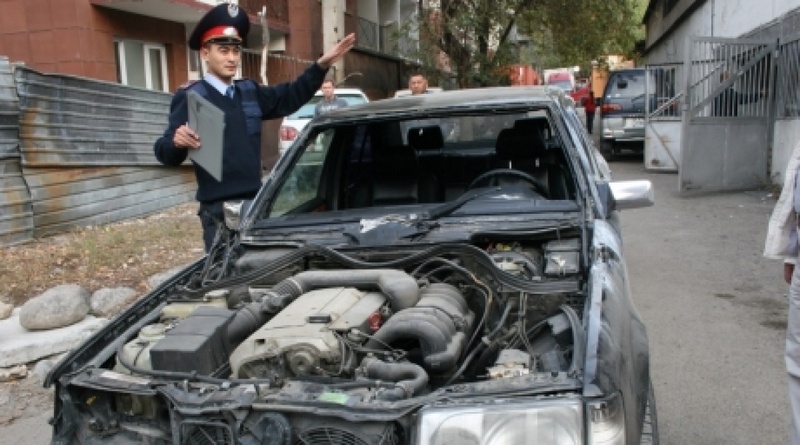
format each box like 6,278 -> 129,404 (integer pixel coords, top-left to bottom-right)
317,33 -> 356,70
786,262 -> 795,284
173,124 -> 200,150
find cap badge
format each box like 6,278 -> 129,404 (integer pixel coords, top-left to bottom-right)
227,4 -> 239,17
223,27 -> 237,37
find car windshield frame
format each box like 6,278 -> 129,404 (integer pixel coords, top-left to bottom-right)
244,99 -> 592,240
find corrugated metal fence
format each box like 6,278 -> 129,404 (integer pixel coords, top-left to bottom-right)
0,56 -> 33,246
0,58 -> 196,246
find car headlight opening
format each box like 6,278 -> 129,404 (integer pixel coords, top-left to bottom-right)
417,398 -> 583,445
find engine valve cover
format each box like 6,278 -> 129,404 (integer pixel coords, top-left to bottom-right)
230,287 -> 386,379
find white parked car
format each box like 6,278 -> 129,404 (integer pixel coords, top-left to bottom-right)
278,87 -> 368,153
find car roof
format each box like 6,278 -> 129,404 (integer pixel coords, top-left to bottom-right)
315,86 -> 567,121
393,87 -> 444,97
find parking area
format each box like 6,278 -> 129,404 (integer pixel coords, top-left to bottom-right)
610,154 -> 789,444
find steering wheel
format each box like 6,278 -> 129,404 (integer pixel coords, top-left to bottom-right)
467,168 -> 548,197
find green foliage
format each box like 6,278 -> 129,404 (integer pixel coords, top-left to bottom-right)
518,0 -> 645,72
405,0 -> 645,88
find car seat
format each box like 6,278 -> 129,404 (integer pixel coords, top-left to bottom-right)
493,126 -> 571,199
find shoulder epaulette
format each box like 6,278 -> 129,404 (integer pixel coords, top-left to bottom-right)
179,79 -> 200,90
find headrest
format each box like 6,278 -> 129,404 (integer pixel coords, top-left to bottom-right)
513,117 -> 551,139
407,125 -> 444,151
373,144 -> 418,170
495,128 -> 547,161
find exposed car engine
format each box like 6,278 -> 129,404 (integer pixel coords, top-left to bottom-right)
113,239 -> 583,402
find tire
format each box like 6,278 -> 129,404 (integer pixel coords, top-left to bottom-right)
640,382 -> 659,445
600,140 -> 616,162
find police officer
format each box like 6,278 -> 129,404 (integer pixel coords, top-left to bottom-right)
154,3 -> 355,251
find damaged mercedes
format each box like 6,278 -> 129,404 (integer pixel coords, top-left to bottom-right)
46,87 -> 657,444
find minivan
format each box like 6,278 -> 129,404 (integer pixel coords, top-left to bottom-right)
599,68 -> 652,160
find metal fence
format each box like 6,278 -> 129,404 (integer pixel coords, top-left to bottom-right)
0,63 -> 196,245
646,63 -> 683,120
357,17 -> 379,52
685,38 -> 772,119
777,33 -> 800,119
0,56 -> 33,246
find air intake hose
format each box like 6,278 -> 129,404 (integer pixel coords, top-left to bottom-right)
360,356 -> 428,401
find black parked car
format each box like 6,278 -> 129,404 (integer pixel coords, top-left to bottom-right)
46,87 -> 657,444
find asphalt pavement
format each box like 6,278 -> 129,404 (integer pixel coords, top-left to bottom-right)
611,154 -> 790,444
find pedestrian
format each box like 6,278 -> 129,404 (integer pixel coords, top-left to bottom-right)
764,136 -> 800,445
314,79 -> 349,118
584,89 -> 596,134
408,73 -> 430,95
154,3 -> 355,251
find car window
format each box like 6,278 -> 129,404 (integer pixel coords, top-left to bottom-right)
271,129 -> 335,216
340,94 -> 368,106
548,80 -> 573,92
606,71 -> 647,98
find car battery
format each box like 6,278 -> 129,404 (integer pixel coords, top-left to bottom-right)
150,306 -> 235,375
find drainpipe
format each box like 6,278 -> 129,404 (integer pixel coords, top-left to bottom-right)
322,0 -> 346,83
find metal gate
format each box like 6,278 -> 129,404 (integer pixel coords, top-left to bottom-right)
644,63 -> 683,171
679,37 -> 774,192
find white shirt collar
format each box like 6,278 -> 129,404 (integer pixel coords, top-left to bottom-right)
204,73 -> 231,96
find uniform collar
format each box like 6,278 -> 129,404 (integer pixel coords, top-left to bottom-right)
204,73 -> 232,97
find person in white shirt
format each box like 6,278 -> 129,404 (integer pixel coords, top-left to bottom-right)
764,136 -> 800,445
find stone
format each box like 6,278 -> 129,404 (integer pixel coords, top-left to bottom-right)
0,301 -> 13,320
147,264 -> 190,289
90,287 -> 138,318
0,365 -> 28,382
19,284 -> 90,330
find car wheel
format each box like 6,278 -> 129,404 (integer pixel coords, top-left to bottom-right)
600,141 -> 616,162
640,382 -> 659,445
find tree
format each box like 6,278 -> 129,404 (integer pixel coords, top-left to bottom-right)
408,0 -> 644,88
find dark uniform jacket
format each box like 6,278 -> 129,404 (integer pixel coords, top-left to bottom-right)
154,64 -> 327,204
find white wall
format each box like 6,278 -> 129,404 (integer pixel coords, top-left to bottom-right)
772,121 -> 800,185
646,0 -> 799,65
713,0 -> 798,37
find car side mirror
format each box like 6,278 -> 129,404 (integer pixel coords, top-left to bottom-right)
597,180 -> 655,218
609,180 -> 654,210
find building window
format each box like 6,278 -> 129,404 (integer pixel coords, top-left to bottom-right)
114,39 -> 169,92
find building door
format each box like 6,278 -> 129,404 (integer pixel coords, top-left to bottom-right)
679,37 -> 774,192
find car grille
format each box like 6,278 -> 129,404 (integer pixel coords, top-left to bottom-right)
296,423 -> 399,445
180,420 -> 234,445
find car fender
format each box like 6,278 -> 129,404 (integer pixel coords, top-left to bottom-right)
584,219 -> 651,443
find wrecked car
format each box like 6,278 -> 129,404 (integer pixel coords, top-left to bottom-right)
46,86 -> 657,444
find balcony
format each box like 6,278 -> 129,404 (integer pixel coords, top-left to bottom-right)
239,0 -> 288,23
357,17 -> 412,57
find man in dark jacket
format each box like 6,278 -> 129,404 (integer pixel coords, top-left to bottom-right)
314,79 -> 349,117
154,3 -> 355,250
